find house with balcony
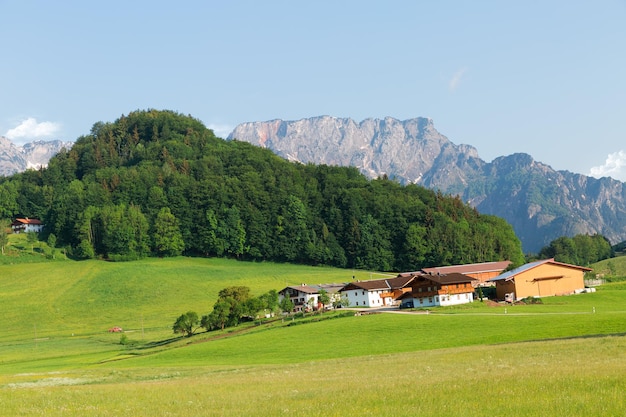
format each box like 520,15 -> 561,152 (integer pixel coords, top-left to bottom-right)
339,275 -> 415,307
397,272 -> 477,308
278,283 -> 344,312
11,218 -> 44,234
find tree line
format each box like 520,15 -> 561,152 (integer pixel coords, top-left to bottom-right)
0,109 -> 526,271
172,286 -> 284,337
536,233 -> 613,266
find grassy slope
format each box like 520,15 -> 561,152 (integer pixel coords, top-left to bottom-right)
590,254 -> 626,280
1,253 -> 625,415
0,256 -> 359,340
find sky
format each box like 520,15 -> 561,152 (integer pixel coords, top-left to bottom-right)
1,1 -> 625,180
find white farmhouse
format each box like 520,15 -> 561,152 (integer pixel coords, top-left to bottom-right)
339,275 -> 414,307
11,218 -> 44,234
279,283 -> 345,312
397,273 -> 477,308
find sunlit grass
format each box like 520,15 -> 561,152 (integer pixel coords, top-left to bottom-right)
1,336 -> 624,416
1,256 -> 625,416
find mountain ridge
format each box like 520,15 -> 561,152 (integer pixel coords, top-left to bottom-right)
228,116 -> 626,253
0,136 -> 73,176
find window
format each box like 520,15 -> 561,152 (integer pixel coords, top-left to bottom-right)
418,288 -> 422,293
419,298 -> 423,304
355,292 -> 358,296
429,297 -> 433,303
356,301 -> 359,306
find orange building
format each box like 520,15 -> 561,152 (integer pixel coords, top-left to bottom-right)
490,258 -> 592,301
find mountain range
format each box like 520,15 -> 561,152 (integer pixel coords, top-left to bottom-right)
228,116 -> 626,253
0,136 -> 73,176
3,116 -> 625,255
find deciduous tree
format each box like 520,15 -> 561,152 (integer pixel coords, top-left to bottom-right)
153,207 -> 185,257
0,221 -> 8,255
172,311 -> 199,337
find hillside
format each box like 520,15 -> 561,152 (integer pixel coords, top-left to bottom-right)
228,116 -> 626,252
0,256 -> 624,416
0,109 -> 524,271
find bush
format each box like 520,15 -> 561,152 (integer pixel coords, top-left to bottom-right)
520,296 -> 543,304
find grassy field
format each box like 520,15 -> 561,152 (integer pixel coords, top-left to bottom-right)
0,251 -> 625,416
589,254 -> 626,281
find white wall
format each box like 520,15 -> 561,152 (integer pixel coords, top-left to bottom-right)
341,289 -> 386,307
439,292 -> 473,306
405,292 -> 474,308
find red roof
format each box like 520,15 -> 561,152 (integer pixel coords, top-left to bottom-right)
13,218 -> 43,225
415,272 -> 477,285
421,261 -> 512,275
341,275 -> 415,292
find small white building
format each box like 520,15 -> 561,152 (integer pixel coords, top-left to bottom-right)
278,283 -> 345,312
11,218 -> 44,234
279,284 -> 320,312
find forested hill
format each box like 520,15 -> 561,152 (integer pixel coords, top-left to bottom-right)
0,110 -> 525,270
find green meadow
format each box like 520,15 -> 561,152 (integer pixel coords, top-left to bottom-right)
1,253 -> 625,416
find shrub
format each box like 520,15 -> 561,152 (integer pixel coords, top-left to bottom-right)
520,296 -> 543,304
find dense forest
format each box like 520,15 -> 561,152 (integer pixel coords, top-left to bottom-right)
0,110 -> 526,271
536,234 -> 613,266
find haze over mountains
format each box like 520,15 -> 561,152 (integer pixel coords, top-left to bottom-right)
0,136 -> 72,176
228,116 -> 626,253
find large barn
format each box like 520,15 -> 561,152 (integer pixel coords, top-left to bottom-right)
490,258 -> 592,301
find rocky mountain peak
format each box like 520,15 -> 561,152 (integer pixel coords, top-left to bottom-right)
0,136 -> 73,176
228,116 -> 626,252
228,116 -> 477,185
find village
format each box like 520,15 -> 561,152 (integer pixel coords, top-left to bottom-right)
10,217 -> 597,314
278,259 -> 595,312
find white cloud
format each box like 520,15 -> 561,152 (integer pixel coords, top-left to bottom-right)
5,118 -> 62,143
589,150 -> 626,181
448,67 -> 468,92
207,123 -> 233,138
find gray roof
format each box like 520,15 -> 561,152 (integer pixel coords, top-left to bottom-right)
490,258 -> 592,282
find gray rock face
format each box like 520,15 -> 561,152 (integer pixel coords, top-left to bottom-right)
0,136 -> 73,176
229,116 -> 626,252
229,116 -> 479,184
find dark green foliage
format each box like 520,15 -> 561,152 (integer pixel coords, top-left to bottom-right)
1,109 -> 525,268
520,296 -> 543,304
172,311 -> 199,337
0,220 -> 8,255
26,231 -> 37,245
202,287 -> 283,331
153,207 -> 184,257
538,234 -> 613,265
279,296 -> 295,314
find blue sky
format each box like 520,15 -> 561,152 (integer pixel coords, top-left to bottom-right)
1,1 -> 625,179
